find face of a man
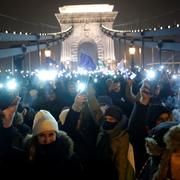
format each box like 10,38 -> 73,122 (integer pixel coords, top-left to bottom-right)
37,130 -> 56,145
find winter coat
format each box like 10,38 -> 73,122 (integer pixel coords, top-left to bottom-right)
109,91 -> 133,118
96,116 -> 136,180
0,124 -> 82,179
61,105 -> 99,179
139,121 -> 180,180
151,123 -> 180,180
128,102 -> 149,175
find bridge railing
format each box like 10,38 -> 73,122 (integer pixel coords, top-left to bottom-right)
0,26 -> 73,59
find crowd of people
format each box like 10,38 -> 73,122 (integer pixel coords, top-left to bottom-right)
0,67 -> 180,179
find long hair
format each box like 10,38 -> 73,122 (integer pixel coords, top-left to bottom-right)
24,131 -> 74,161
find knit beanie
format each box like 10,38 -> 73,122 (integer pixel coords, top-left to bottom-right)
105,106 -> 123,121
59,108 -> 70,125
33,110 -> 58,136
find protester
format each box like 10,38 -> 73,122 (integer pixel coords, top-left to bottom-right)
0,100 -> 82,179
96,106 -> 136,180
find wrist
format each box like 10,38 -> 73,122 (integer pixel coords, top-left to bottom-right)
2,120 -> 12,128
72,103 -> 81,112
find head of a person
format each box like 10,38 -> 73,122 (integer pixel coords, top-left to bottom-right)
33,110 -> 58,145
155,106 -> 172,126
105,106 -> 123,122
147,105 -> 172,130
97,96 -> 113,114
164,123 -> 180,151
156,111 -> 172,126
106,78 -> 113,92
66,80 -> 76,96
103,106 -> 125,130
111,79 -> 121,93
142,79 -> 160,97
146,122 -> 180,179
145,121 -> 179,156
29,89 -> 38,98
164,124 -> 180,179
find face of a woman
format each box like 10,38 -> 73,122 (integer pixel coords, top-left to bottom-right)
37,131 -> 56,145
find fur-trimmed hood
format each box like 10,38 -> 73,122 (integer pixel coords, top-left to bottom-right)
145,121 -> 179,156
164,124 -> 180,151
145,122 -> 180,180
145,137 -> 163,156
24,130 -> 74,160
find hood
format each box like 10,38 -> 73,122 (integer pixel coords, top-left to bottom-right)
164,124 -> 180,151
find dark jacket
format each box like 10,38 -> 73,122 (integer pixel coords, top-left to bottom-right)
139,121 -> 179,180
96,116 -> 136,180
61,104 -> 99,179
0,123 -> 82,179
128,102 -> 149,176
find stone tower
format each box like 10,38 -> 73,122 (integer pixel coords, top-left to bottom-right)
55,4 -> 118,69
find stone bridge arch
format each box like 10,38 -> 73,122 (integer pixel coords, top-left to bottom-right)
55,4 -> 118,69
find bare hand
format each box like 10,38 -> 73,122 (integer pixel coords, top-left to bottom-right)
72,94 -> 87,112
127,79 -> 133,86
2,96 -> 21,128
140,80 -> 151,105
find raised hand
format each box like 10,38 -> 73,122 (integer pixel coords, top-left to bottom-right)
140,80 -> 151,105
72,94 -> 87,112
2,96 -> 21,128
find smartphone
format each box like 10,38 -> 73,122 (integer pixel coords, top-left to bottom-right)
129,72 -> 137,80
10,96 -> 21,107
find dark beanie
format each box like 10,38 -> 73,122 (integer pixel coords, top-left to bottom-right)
105,106 -> 123,121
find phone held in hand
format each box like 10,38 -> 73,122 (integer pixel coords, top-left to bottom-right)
129,72 -> 137,80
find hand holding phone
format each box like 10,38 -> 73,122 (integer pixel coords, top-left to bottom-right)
129,72 -> 136,80
140,80 -> 151,105
72,94 -> 87,112
2,96 -> 21,128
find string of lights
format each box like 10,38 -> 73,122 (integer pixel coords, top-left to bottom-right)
0,12 -> 60,30
114,8 -> 180,29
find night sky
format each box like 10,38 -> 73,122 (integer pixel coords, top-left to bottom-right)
0,0 -> 180,33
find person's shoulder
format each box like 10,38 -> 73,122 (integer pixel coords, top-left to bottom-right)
57,131 -> 74,157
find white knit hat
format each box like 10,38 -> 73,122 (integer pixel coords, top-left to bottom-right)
59,108 -> 70,125
33,110 -> 58,136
